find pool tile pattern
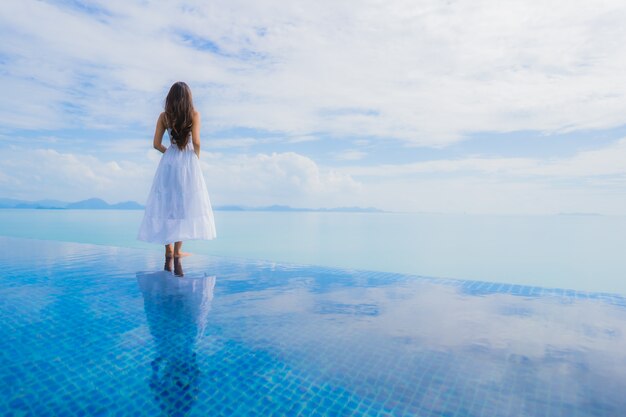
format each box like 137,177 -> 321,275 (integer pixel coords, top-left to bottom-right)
0,236 -> 625,416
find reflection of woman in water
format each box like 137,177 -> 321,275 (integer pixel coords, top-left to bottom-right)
136,268 -> 216,416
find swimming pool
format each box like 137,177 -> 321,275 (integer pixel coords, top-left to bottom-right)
1,236 -> 625,416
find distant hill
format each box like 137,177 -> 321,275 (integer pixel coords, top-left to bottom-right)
1,197 -> 383,213
1,198 -> 68,209
67,198 -> 111,209
111,201 -> 144,210
0,197 -> 145,210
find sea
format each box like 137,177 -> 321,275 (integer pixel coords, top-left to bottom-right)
1,208 -> 625,294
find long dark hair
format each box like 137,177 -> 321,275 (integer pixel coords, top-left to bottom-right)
164,82 -> 194,151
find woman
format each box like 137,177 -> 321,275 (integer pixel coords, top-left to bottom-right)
137,82 -> 217,274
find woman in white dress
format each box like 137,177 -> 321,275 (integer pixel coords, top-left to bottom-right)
137,82 -> 217,274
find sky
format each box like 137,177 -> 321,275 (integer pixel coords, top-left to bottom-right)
2,0 -> 626,214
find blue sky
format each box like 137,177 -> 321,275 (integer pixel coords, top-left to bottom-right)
2,0 -> 626,214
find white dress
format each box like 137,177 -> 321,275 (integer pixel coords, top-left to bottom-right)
137,129 -> 217,244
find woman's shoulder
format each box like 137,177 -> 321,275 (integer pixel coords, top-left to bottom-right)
158,111 -> 168,128
193,110 -> 201,120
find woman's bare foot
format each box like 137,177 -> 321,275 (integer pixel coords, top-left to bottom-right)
174,251 -> 192,258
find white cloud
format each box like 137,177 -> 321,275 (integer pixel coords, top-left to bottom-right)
199,151 -> 363,207
0,146 -> 362,208
0,147 -> 153,202
2,1 -> 626,144
313,138 -> 626,214
3,1 -> 626,214
340,137 -> 626,180
3,142 -> 626,214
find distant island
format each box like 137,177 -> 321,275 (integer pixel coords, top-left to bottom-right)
0,197 -> 143,210
0,197 -> 384,213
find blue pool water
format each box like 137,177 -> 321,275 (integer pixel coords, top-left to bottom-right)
2,209 -> 626,294
1,236 -> 625,416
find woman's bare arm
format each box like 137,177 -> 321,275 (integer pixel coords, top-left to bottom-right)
191,111 -> 201,158
153,112 -> 167,154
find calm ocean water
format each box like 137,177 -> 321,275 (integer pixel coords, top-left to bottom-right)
0,208 -> 625,294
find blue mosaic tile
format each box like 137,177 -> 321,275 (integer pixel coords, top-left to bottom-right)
0,236 -> 625,416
